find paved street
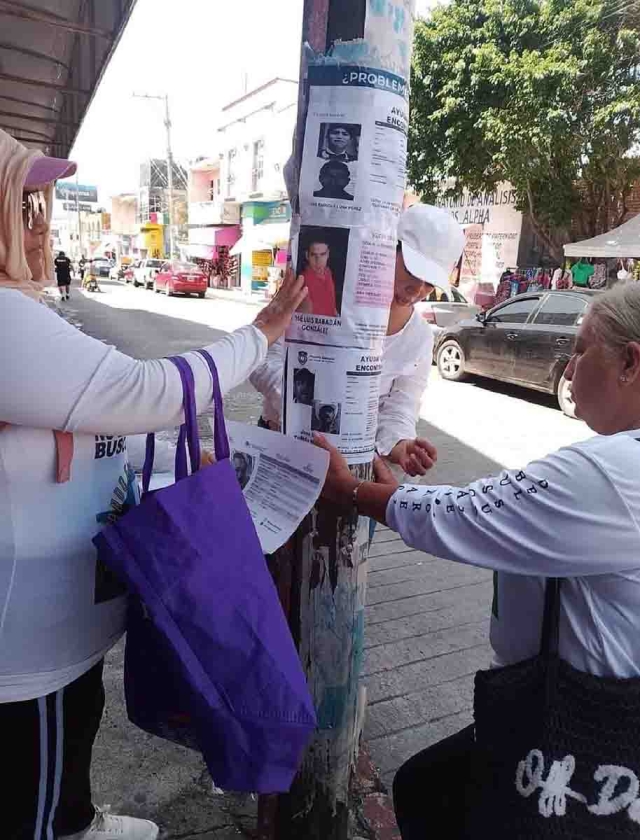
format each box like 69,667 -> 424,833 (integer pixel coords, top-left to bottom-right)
58,278 -> 590,828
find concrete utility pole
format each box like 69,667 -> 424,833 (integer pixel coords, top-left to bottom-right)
259,2 -> 414,839
133,92 -> 176,259
75,170 -> 82,258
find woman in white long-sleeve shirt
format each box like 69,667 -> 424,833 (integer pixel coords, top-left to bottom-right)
251,203 -> 465,478
0,130 -> 306,840
316,281 -> 640,839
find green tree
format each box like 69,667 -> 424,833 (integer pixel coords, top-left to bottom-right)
409,0 -> 640,261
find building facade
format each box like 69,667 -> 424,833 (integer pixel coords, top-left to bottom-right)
138,158 -> 189,258
216,77 -> 298,293
187,157 -> 241,283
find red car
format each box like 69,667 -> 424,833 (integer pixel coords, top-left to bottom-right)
154,261 -> 208,298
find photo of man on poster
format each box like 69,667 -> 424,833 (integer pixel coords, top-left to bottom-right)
313,160 -> 354,202
296,226 -> 350,318
318,123 -> 360,163
311,402 -> 341,435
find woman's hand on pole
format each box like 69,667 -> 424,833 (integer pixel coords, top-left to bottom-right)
253,269 -> 308,346
313,433 -> 358,506
313,435 -> 400,527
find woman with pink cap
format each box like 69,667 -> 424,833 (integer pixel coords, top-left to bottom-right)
0,129 -> 306,840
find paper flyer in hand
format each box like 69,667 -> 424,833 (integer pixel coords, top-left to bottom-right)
224,420 -> 329,554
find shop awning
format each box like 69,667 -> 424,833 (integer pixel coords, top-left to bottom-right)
564,213 -> 640,259
230,222 -> 290,256
0,0 -> 138,157
188,243 -> 216,260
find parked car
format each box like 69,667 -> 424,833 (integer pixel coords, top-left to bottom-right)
416,286 -> 480,339
133,258 -> 164,289
434,289 -> 600,417
154,261 -> 208,298
92,258 -> 112,277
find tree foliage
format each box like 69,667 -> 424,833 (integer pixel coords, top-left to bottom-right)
409,0 -> 640,260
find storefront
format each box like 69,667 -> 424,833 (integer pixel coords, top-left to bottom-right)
187,225 -> 241,287
138,222 -> 164,259
233,201 -> 291,294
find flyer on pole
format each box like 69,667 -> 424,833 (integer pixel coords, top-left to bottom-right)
284,63 -> 408,464
283,343 -> 382,464
287,65 -> 409,349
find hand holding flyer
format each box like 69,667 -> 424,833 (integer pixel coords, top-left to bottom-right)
223,420 -> 329,554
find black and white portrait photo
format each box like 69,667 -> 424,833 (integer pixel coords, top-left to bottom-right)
311,402 -> 342,435
231,450 -> 254,491
317,123 -> 361,163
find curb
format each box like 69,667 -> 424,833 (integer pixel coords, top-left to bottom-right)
351,744 -> 400,840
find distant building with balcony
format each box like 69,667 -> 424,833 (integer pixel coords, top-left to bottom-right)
187,157 -> 241,282
217,78 -> 297,293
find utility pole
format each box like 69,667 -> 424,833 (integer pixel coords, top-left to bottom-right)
75,170 -> 82,258
259,2 -> 416,839
133,92 -> 175,259
163,94 -> 175,260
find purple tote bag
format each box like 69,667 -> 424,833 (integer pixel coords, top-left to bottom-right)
93,351 -> 316,792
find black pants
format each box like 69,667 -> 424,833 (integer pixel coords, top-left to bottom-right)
393,724 -> 476,840
2,661 -> 105,839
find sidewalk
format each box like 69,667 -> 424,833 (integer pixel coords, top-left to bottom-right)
205,285 -> 266,309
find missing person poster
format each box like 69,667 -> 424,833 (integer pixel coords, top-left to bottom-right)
283,342 -> 383,465
285,64 -> 408,463
287,65 -> 408,349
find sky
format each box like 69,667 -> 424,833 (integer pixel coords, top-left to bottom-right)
71,0 -> 438,201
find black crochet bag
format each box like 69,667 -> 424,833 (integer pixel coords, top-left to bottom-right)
468,578 -> 640,838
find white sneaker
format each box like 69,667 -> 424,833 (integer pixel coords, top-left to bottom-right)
59,806 -> 159,840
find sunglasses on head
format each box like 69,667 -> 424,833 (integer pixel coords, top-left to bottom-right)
22,190 -> 47,230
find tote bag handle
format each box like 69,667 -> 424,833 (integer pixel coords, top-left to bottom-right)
141,352 -> 229,493
195,349 -> 230,462
142,356 -> 200,493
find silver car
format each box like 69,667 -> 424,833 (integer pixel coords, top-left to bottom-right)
416,287 -> 480,339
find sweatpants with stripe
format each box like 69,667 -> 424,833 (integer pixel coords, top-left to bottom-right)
3,660 -> 105,840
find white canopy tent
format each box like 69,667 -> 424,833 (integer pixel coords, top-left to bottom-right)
564,213 -> 640,258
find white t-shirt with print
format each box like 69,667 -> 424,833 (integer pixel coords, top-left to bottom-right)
387,430 -> 640,678
0,288 -> 267,701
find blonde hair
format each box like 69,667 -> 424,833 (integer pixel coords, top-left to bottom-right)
0,129 -> 54,299
589,283 -> 640,351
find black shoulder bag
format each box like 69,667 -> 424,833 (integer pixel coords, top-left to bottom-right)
468,578 -> 640,838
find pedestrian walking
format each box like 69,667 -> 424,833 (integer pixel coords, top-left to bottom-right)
54,250 -> 72,300
82,258 -> 99,292
0,128 -> 306,840
317,281 -> 640,838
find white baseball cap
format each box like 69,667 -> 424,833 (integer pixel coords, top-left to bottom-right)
398,203 -> 465,291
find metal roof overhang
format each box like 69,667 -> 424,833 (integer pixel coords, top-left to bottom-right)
0,0 -> 138,158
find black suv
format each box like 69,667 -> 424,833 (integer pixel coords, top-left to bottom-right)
434,289 -> 600,417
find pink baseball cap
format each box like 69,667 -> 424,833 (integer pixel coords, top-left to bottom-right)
24,155 -> 77,188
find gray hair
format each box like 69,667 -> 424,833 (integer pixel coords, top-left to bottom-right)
588,283 -> 640,352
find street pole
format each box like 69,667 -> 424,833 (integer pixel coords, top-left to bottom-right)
164,94 -> 175,260
75,170 -> 82,258
261,2 -> 414,838
133,92 -> 175,259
